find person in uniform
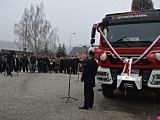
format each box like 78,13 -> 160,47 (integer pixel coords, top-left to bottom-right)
0,53 -> 2,72
65,56 -> 72,74
37,54 -> 43,73
54,57 -> 60,73
6,51 -> 15,76
29,54 -> 37,73
48,56 -> 55,73
71,56 -> 79,75
21,54 -> 29,72
42,55 -> 49,73
79,50 -> 98,110
15,55 -> 20,73
59,57 -> 65,73
63,57 -> 67,73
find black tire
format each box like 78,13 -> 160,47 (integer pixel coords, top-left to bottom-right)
102,84 -> 114,97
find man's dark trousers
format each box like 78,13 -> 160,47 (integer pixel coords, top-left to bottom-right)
84,83 -> 94,108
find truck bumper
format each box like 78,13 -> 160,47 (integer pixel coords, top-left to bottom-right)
117,74 -> 142,90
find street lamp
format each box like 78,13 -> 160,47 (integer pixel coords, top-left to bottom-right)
70,32 -> 76,52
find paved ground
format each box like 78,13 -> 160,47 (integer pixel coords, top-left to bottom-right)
0,72 -> 160,120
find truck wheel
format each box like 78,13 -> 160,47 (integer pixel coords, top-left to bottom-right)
102,84 -> 114,97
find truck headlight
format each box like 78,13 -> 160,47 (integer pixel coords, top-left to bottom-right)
97,71 -> 110,82
151,74 -> 160,85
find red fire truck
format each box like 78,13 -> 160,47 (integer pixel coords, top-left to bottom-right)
90,9 -> 160,101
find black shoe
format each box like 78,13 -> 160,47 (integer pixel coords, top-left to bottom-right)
89,106 -> 93,108
79,106 -> 89,110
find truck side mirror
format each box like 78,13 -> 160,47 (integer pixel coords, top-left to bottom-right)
90,38 -> 95,45
91,26 -> 96,39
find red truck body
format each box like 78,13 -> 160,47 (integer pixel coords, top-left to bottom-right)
90,9 -> 160,101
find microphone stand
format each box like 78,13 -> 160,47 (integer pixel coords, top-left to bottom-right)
61,68 -> 78,103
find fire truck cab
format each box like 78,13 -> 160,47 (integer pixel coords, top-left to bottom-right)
90,9 -> 160,101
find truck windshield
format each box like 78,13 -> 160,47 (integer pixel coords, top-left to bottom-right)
103,22 -> 160,47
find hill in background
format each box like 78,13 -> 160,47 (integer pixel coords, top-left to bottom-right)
0,40 -> 19,51
0,40 -> 90,54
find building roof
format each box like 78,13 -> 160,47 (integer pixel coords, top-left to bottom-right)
69,46 -> 89,56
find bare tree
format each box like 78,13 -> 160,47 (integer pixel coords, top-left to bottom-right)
14,2 -> 59,53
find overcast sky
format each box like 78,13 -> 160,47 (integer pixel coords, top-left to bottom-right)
0,0 -> 160,48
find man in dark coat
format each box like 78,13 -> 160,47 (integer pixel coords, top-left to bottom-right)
66,56 -> 72,74
15,55 -> 21,72
21,54 -> 29,72
42,55 -> 49,73
59,57 -> 65,73
6,51 -> 15,76
37,54 -> 43,73
71,56 -> 79,75
0,53 -> 2,72
29,54 -> 37,73
63,57 -> 67,73
79,50 -> 98,110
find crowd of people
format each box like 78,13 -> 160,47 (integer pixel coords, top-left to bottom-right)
0,51 -> 82,75
0,50 -> 99,110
